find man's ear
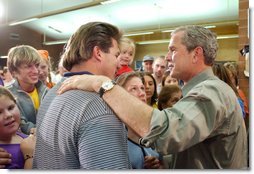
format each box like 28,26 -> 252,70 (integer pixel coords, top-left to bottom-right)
192,46 -> 203,64
93,46 -> 103,62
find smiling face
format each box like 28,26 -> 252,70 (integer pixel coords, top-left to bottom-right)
13,63 -> 40,87
0,95 -> 20,140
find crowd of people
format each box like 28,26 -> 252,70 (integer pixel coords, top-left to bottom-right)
0,21 -> 249,169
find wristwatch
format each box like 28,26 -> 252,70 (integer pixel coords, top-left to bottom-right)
99,80 -> 116,97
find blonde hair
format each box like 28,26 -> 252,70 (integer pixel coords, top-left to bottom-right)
119,37 -> 136,65
7,45 -> 41,74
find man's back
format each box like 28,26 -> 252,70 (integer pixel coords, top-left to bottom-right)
33,89 -> 130,169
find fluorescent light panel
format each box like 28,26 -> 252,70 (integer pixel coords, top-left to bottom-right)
204,25 -> 216,29
0,55 -> 8,58
101,0 -> 120,5
161,29 -> 174,33
123,31 -> 154,37
43,40 -> 68,45
9,18 -> 38,26
136,40 -> 169,45
217,34 -> 238,39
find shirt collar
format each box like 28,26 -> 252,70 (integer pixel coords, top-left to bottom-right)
63,71 -> 93,77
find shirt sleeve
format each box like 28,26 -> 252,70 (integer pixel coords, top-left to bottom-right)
140,89 -> 226,155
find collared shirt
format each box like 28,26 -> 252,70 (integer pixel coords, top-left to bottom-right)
141,68 -> 247,169
33,71 -> 131,169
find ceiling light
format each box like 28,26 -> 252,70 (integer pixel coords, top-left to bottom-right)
0,55 -> 7,58
9,18 -> 38,26
123,32 -> 154,37
136,40 -> 169,45
161,29 -> 175,33
217,34 -> 238,39
204,25 -> 216,29
43,40 -> 68,45
101,0 -> 120,5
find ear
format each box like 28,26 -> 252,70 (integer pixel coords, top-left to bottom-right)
192,46 -> 203,64
92,46 -> 103,62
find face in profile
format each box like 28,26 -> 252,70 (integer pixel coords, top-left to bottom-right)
123,76 -> 146,103
0,95 -> 21,137
101,39 -> 120,79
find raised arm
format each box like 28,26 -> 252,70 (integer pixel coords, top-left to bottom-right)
58,75 -> 153,137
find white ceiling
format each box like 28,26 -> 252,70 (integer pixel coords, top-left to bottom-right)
0,0 -> 239,40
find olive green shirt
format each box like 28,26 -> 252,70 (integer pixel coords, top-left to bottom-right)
141,68 -> 247,169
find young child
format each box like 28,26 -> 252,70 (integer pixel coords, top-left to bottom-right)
0,86 -> 35,169
158,85 -> 182,110
115,37 -> 135,78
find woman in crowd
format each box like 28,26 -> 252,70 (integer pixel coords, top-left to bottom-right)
212,63 -> 245,118
142,72 -> 158,108
116,72 -> 162,169
0,86 -> 35,169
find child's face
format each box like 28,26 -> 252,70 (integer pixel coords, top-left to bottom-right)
0,96 -> 21,138
117,44 -> 134,66
164,75 -> 178,86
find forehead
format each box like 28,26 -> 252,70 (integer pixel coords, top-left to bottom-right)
154,58 -> 166,65
168,31 -> 184,48
144,75 -> 153,81
124,76 -> 143,87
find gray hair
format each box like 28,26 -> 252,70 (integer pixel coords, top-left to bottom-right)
172,25 -> 218,65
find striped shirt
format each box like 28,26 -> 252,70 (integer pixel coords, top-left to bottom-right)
33,80 -> 130,169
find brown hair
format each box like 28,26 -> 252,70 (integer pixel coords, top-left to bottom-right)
62,22 -> 122,71
0,86 -> 16,103
115,71 -> 144,87
212,63 -> 239,97
158,85 -> 181,110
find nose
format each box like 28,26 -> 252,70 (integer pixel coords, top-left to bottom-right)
4,110 -> 13,120
166,52 -> 172,62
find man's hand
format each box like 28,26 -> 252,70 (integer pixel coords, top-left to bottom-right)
57,75 -> 110,94
0,148 -> 11,169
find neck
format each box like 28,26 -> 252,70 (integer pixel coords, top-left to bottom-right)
146,98 -> 152,105
18,80 -> 35,93
70,60 -> 98,75
0,133 -> 15,144
127,128 -> 140,144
